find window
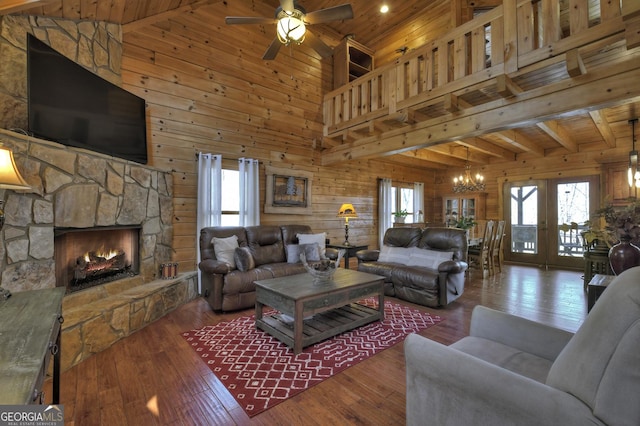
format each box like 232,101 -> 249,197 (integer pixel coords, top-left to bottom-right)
391,184 -> 414,223
221,169 -> 239,225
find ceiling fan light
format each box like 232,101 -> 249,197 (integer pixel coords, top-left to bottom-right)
277,15 -> 306,45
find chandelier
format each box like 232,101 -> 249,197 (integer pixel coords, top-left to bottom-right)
628,118 -> 639,189
453,147 -> 485,193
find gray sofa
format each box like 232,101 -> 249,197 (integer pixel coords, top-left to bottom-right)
404,266 -> 640,426
198,224 -> 337,312
356,227 -> 468,308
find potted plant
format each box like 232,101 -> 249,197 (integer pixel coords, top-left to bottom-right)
393,209 -> 409,224
455,216 -> 477,230
455,216 -> 477,240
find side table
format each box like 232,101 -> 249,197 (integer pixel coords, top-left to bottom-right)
0,287 -> 65,404
583,249 -> 612,290
326,244 -> 368,269
587,274 -> 615,312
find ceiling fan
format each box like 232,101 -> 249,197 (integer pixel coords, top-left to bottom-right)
225,1 -> 354,60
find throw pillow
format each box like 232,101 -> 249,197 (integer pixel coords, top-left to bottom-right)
378,245 -> 413,265
406,248 -> 453,269
297,232 -> 326,257
301,243 -> 321,262
212,235 -> 239,269
286,244 -> 302,263
234,246 -> 255,272
286,243 -> 321,263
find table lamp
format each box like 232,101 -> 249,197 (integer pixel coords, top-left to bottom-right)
337,203 -> 358,245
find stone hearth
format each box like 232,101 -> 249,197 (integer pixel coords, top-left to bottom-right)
62,272 -> 197,371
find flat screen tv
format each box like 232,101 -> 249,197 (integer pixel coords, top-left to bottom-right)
27,34 -> 148,164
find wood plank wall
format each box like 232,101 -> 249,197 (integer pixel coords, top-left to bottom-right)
120,1 -> 437,272
117,1 -> 620,273
369,0 -> 454,66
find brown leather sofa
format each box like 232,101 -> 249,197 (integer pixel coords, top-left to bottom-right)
199,224 -> 337,312
356,227 -> 468,308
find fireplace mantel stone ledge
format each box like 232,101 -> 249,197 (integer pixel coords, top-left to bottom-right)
61,271 -> 197,371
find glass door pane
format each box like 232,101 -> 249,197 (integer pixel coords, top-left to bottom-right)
462,198 -> 476,218
504,176 -> 599,269
556,182 -> 589,258
445,198 -> 459,227
549,176 -> 599,269
510,185 -> 539,254
504,180 -> 547,265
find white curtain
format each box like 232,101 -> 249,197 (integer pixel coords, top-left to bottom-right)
196,153 -> 222,292
378,178 -> 393,248
414,182 -> 424,223
239,158 -> 260,227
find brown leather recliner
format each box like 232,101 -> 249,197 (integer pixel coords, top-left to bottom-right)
356,227 -> 468,308
199,225 -> 337,312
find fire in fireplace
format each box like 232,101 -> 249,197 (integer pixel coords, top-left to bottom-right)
55,226 -> 140,293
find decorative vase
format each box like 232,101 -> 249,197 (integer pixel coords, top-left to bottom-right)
608,238 -> 640,275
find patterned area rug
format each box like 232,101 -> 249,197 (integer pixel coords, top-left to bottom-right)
181,299 -> 443,417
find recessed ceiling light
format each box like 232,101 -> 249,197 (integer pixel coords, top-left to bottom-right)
380,5 -> 389,14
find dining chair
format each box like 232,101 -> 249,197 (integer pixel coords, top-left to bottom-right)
490,220 -> 506,274
468,220 -> 494,276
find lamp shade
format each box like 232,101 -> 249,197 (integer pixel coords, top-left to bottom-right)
0,147 -> 31,190
337,203 -> 358,219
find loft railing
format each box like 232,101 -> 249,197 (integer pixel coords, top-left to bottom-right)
323,0 -> 628,137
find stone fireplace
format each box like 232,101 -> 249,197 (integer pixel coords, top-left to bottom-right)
0,128 -> 173,292
55,226 -> 141,294
0,129 -> 198,372
0,17 -> 198,372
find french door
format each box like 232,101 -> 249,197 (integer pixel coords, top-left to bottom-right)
504,176 -> 599,269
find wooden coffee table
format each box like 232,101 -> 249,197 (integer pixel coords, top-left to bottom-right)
254,268 -> 385,354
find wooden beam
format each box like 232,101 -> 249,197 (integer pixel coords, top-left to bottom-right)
536,120 -> 579,152
589,110 -> 616,148
491,130 -> 546,157
625,15 -> 640,49
0,0 -> 56,14
427,144 -> 492,164
496,74 -> 522,98
622,0 -> 640,20
399,149 -> 466,167
458,137 -> 516,160
566,49 -> 587,77
387,153 -> 451,169
444,93 -> 460,113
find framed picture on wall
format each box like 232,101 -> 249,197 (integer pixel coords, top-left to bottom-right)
265,166 -> 313,215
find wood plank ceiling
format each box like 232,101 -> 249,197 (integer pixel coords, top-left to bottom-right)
4,0 -> 640,170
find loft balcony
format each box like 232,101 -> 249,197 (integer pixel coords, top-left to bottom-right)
321,0 -> 640,166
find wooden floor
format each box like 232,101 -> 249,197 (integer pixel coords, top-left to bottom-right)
46,264 -> 588,425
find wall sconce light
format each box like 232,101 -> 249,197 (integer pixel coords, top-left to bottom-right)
337,203 -> 358,246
